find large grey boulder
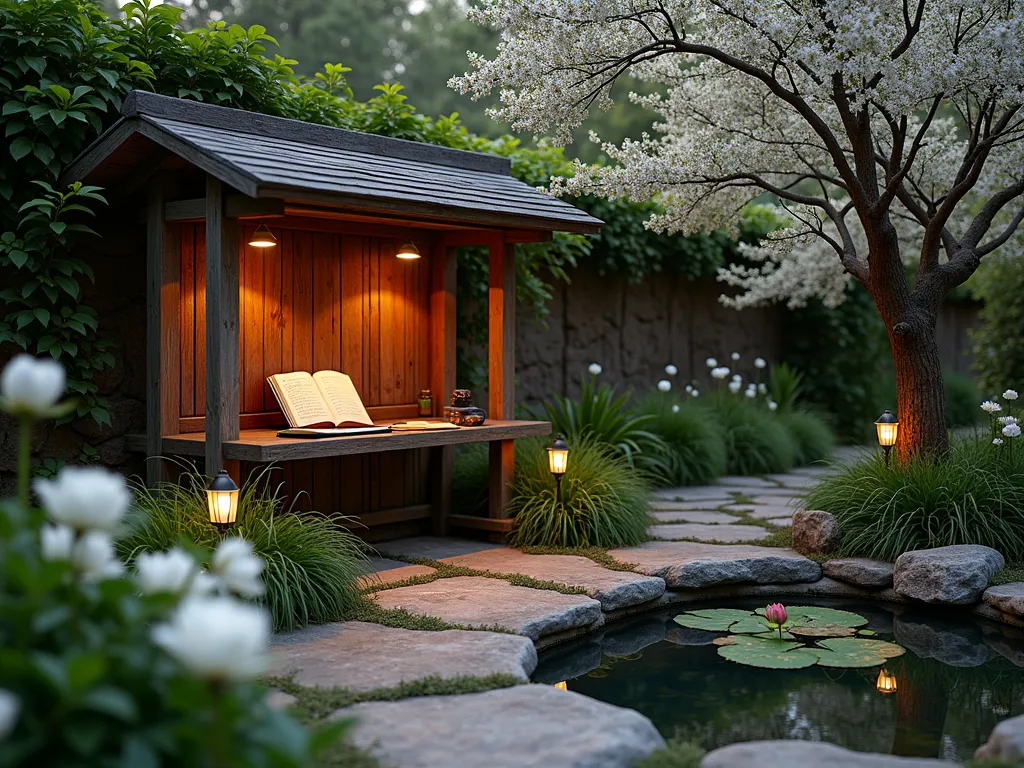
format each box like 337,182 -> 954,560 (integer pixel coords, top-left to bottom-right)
702,740 -> 958,767
441,548 -> 666,612
893,615 -> 991,667
823,558 -> 894,589
792,510 -> 842,555
893,545 -> 1005,604
983,583 -> 1024,618
975,714 -> 1024,762
336,684 -> 666,768
610,541 -> 821,588
270,621 -> 537,691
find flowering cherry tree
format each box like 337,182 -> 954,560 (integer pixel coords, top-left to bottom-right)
452,0 -> 1024,461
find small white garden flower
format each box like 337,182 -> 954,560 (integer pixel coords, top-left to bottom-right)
981,400 -> 1003,414
705,357 -> 718,368
672,404 -> 680,413
41,524 -> 74,562
152,595 -> 270,682
998,416 -> 1020,426
588,363 -> 602,376
731,352 -> 740,361
136,548 -> 198,595
72,531 -> 124,583
728,380 -> 742,393
993,438 -> 1005,446
745,389 -> 757,398
0,689 -> 19,741
731,374 -> 742,382
691,390 -> 700,397
711,367 -> 730,380
212,537 -> 265,598
657,379 -> 671,392
768,401 -> 778,411
754,358 -> 767,369
1003,423 -> 1022,439
1004,390 -> 1019,401
34,466 -> 130,532
0,354 -> 65,416
685,384 -> 694,394
757,383 -> 767,394
664,364 -> 678,376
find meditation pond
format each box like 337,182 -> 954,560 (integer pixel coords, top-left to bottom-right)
533,598 -> 1024,760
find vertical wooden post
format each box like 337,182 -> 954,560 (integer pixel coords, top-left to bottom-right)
430,242 -> 457,535
145,178 -> 180,486
204,176 -> 240,478
488,237 -> 516,527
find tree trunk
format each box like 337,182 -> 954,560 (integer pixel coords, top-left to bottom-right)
888,309 -> 949,464
890,673 -> 949,758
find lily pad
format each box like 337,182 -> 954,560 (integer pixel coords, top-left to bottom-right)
858,629 -> 877,636
727,617 -> 771,634
712,636 -> 737,647
673,608 -> 759,632
717,637 -> 819,669
787,606 -> 868,629
788,624 -> 858,638
753,630 -> 796,641
812,637 -> 905,668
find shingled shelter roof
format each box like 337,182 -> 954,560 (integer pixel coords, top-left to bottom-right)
61,91 -> 602,234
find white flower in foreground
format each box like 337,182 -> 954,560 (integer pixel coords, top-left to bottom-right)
993,438 -> 1005,446
665,364 -> 678,376
745,389 -> 757,398
711,367 -> 730,380
754,358 -> 767,369
0,354 -> 65,416
768,401 -> 778,411
705,357 -> 718,368
757,383 -> 767,394
0,689 -> 19,741
998,416 -> 1020,426
691,390 -> 700,398
41,524 -> 74,562
728,380 -> 742,393
189,570 -> 223,597
731,352 -> 740,361
136,548 -> 198,595
1004,390 -> 1019,401
1003,424 -> 1022,439
685,384 -> 694,394
72,531 -> 124,583
981,400 -> 1003,414
34,466 -> 130,532
657,379 -> 671,392
587,363 -> 602,376
212,537 -> 265,598
152,596 -> 270,682
672,404 -> 680,413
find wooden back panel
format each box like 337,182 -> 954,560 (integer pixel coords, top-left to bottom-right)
177,221 -> 431,424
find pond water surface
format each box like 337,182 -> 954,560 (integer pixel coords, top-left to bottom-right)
533,598 -> 1024,761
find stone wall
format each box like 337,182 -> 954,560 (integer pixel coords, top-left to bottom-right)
515,269 -> 782,407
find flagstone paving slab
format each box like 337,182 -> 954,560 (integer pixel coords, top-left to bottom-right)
609,541 -> 821,588
651,487 -> 735,502
335,684 -> 666,768
715,476 -> 780,488
649,499 -> 734,512
724,504 -> 797,519
766,517 -> 793,527
649,510 -> 742,524
648,523 -> 771,543
440,548 -> 665,611
370,576 -> 603,641
271,621 -> 537,691
378,536 -> 504,561
746,494 -> 805,505
358,563 -> 437,589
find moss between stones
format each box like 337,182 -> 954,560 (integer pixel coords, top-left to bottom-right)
343,597 -> 514,634
518,545 -> 641,571
367,553 -> 591,596
991,563 -> 1024,586
634,739 -> 706,767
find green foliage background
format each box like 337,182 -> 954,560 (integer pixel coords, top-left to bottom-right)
971,254 -> 1024,398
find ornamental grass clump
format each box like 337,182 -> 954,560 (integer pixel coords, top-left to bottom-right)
508,436 -> 651,548
806,438 -> 1024,562
776,409 -> 836,466
122,465 -> 370,632
633,395 -> 727,486
704,394 -> 797,475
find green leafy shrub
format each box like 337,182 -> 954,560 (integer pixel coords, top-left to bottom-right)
703,395 -> 797,475
777,409 -> 836,466
769,362 -> 804,412
508,436 -> 651,548
121,465 -> 370,632
944,371 -> 982,428
634,396 -> 727,486
539,373 -> 670,476
806,439 -> 1024,562
972,254 -> 1024,398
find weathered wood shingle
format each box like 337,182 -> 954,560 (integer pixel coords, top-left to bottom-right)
62,91 -> 603,234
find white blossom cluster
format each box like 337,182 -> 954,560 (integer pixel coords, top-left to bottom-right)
452,0 -> 1024,307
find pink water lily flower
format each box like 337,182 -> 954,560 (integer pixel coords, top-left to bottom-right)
765,603 -> 788,639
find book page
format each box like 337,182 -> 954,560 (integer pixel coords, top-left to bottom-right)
312,371 -> 373,427
267,372 -> 335,428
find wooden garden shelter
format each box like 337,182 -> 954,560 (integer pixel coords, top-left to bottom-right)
62,91 -> 602,540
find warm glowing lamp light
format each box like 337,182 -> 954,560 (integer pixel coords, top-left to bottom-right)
248,222 -> 278,248
546,435 -> 570,506
876,668 -> 897,695
554,681 -> 568,691
206,470 -> 240,529
396,240 -> 421,260
875,409 -> 899,468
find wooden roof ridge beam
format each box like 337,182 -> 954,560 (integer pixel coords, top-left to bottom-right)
165,195 -> 285,221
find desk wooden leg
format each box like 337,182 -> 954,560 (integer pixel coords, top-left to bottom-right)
430,445 -> 454,536
488,439 -> 514,542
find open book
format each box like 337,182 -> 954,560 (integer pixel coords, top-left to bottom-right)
267,371 -> 388,434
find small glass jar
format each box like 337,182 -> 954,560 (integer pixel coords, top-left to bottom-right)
417,389 -> 433,417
